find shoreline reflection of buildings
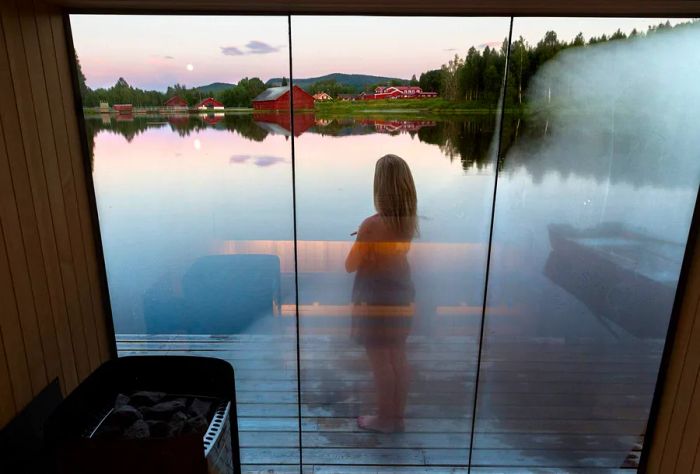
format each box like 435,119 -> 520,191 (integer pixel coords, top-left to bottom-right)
252,112 -> 316,137
202,113 -> 224,126
360,119 -> 436,134
103,112 -> 439,142
252,114 -> 437,137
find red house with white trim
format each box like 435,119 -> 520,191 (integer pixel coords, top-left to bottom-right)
112,104 -> 133,113
195,97 -> 225,110
361,86 -> 438,100
252,85 -> 315,110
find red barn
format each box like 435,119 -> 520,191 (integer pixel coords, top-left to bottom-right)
252,85 -> 314,110
164,96 -> 188,108
195,97 -> 224,110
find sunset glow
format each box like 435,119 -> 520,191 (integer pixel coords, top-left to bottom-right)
70,15 -> 686,91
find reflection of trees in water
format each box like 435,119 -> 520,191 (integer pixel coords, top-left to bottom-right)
311,118 -> 376,137
85,110 -> 697,187
85,112 -> 511,175
499,23 -> 700,189
84,114 -> 271,166
500,108 -> 699,188
223,115 -> 270,142
418,116 -> 498,171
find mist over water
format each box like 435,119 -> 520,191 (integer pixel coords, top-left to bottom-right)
472,21 -> 700,469
491,22 -> 700,285
507,22 -> 700,191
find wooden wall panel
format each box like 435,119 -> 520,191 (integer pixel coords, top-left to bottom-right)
0,0 -> 112,429
47,7 -> 111,363
645,221 -> 700,473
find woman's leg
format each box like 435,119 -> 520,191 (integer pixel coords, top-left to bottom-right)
390,342 -> 410,427
359,345 -> 396,432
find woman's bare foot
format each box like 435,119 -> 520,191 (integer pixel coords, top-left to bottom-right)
357,415 -> 395,434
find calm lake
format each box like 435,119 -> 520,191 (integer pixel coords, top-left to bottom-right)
87,111 -> 698,340
90,108 -> 699,470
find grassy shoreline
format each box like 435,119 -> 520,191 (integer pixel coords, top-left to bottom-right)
83,98 -> 525,120
314,98 -> 502,114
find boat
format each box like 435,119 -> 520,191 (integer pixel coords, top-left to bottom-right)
545,222 -> 684,338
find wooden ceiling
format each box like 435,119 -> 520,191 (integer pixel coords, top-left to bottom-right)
47,0 -> 700,16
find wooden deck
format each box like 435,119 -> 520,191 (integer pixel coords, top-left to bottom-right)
117,333 -> 661,473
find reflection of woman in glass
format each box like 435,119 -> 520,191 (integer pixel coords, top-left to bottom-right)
346,154 -> 418,433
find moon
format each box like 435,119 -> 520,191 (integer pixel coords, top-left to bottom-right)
186,63 -> 194,71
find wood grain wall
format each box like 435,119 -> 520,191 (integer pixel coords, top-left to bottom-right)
0,0 -> 112,429
645,217 -> 700,473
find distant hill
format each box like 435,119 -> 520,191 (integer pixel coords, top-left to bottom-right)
196,82 -> 235,93
265,73 -> 408,91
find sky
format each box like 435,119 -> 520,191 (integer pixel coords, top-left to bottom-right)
70,15 -> 692,91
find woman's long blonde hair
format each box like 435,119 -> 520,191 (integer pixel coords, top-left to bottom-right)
373,154 -> 418,239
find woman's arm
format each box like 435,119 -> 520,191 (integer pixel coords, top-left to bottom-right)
345,219 -> 372,273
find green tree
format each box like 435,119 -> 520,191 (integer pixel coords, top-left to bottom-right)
419,70 -> 441,94
610,29 -> 627,41
308,79 -> 354,97
218,77 -> 267,107
509,37 -> 530,105
440,54 -> 463,100
571,32 -> 585,46
74,54 -> 94,105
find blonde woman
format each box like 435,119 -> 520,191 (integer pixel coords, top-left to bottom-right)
345,154 -> 418,433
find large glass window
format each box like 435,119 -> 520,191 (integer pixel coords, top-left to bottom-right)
474,17 -> 700,471
290,15 -> 510,471
69,13 -> 700,473
69,15 -> 300,473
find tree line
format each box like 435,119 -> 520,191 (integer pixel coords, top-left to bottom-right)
77,57 -> 269,108
426,20 -> 695,108
77,20 -> 695,109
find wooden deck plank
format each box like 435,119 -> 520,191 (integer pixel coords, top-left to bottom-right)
468,448 -> 631,468
302,447 -> 427,465
242,465 -> 308,474
241,447 -> 300,464
115,334 -> 662,349
311,467 -> 468,474
115,337 -> 661,351
118,348 -> 660,366
240,447 -> 633,468
117,334 -> 654,471
234,389 -> 648,407
470,469 -> 629,474
227,379 -> 654,394
235,402 -> 650,420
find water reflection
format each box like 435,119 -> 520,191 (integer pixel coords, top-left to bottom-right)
84,112 -> 500,172
89,105 -> 700,188
89,50 -> 698,469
